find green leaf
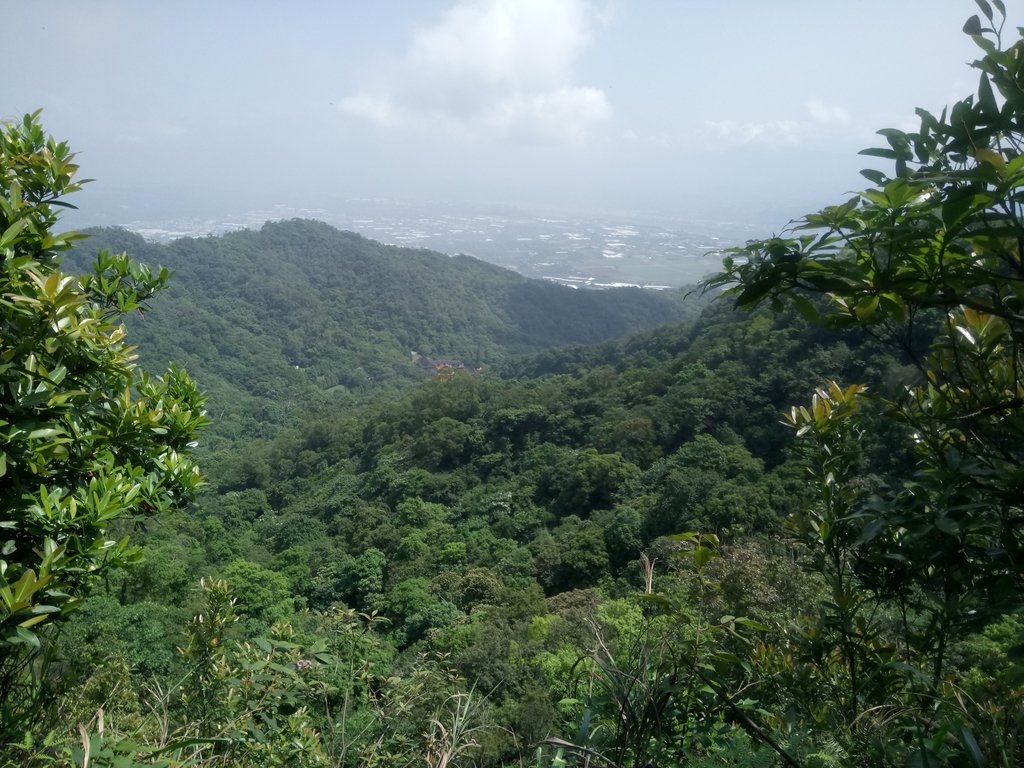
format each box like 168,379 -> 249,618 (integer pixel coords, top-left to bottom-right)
958,725 -> 986,768
734,617 -> 770,632
18,612 -> 54,629
859,518 -> 885,543
978,72 -> 998,118
942,191 -> 977,229
692,545 -> 714,568
854,295 -> 879,320
792,294 -> 820,323
736,279 -> 776,307
638,593 -> 672,611
46,365 -> 66,387
860,168 -> 888,185
859,147 -> 898,160
8,626 -> 40,648
0,218 -> 29,249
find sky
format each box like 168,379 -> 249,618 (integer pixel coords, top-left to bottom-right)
5,1 -> 1018,231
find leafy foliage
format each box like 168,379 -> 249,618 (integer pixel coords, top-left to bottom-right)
706,4 -> 1024,763
73,220 -> 691,449
10,7 -> 1024,767
0,112 -> 207,738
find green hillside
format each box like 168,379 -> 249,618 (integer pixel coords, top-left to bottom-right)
73,220 -> 693,444
6,10 -> 1024,768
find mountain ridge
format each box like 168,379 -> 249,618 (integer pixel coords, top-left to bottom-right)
71,219 -> 695,443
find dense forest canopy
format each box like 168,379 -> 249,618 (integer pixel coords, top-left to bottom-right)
2,4 -> 1023,767
69,222 -> 693,451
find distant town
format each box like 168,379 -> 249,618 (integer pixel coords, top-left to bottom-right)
88,200 -> 762,288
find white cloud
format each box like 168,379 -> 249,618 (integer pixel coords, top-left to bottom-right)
339,93 -> 401,128
704,119 -> 802,145
340,0 -> 610,145
409,0 -> 587,92
703,101 -> 852,146
806,100 -> 850,126
483,86 -> 610,143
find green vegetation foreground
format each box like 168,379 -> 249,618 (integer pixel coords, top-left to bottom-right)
2,3 -> 1023,766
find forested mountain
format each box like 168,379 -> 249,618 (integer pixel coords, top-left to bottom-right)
72,221 -> 694,444
6,10 -> 1024,768
40,295 -> 934,766
43,297 -> 874,753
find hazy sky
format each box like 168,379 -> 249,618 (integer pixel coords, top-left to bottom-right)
5,1 -> 1016,229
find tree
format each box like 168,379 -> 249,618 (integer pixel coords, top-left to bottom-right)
641,434 -> 774,538
0,112 -> 207,731
223,558 -> 296,629
706,4 -> 1023,763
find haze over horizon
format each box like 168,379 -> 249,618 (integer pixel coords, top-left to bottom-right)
6,1 -> 1013,234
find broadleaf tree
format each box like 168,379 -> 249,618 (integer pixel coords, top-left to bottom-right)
705,3 -> 1023,764
0,111 -> 208,733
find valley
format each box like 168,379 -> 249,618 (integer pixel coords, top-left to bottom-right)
3,7 -> 1023,766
